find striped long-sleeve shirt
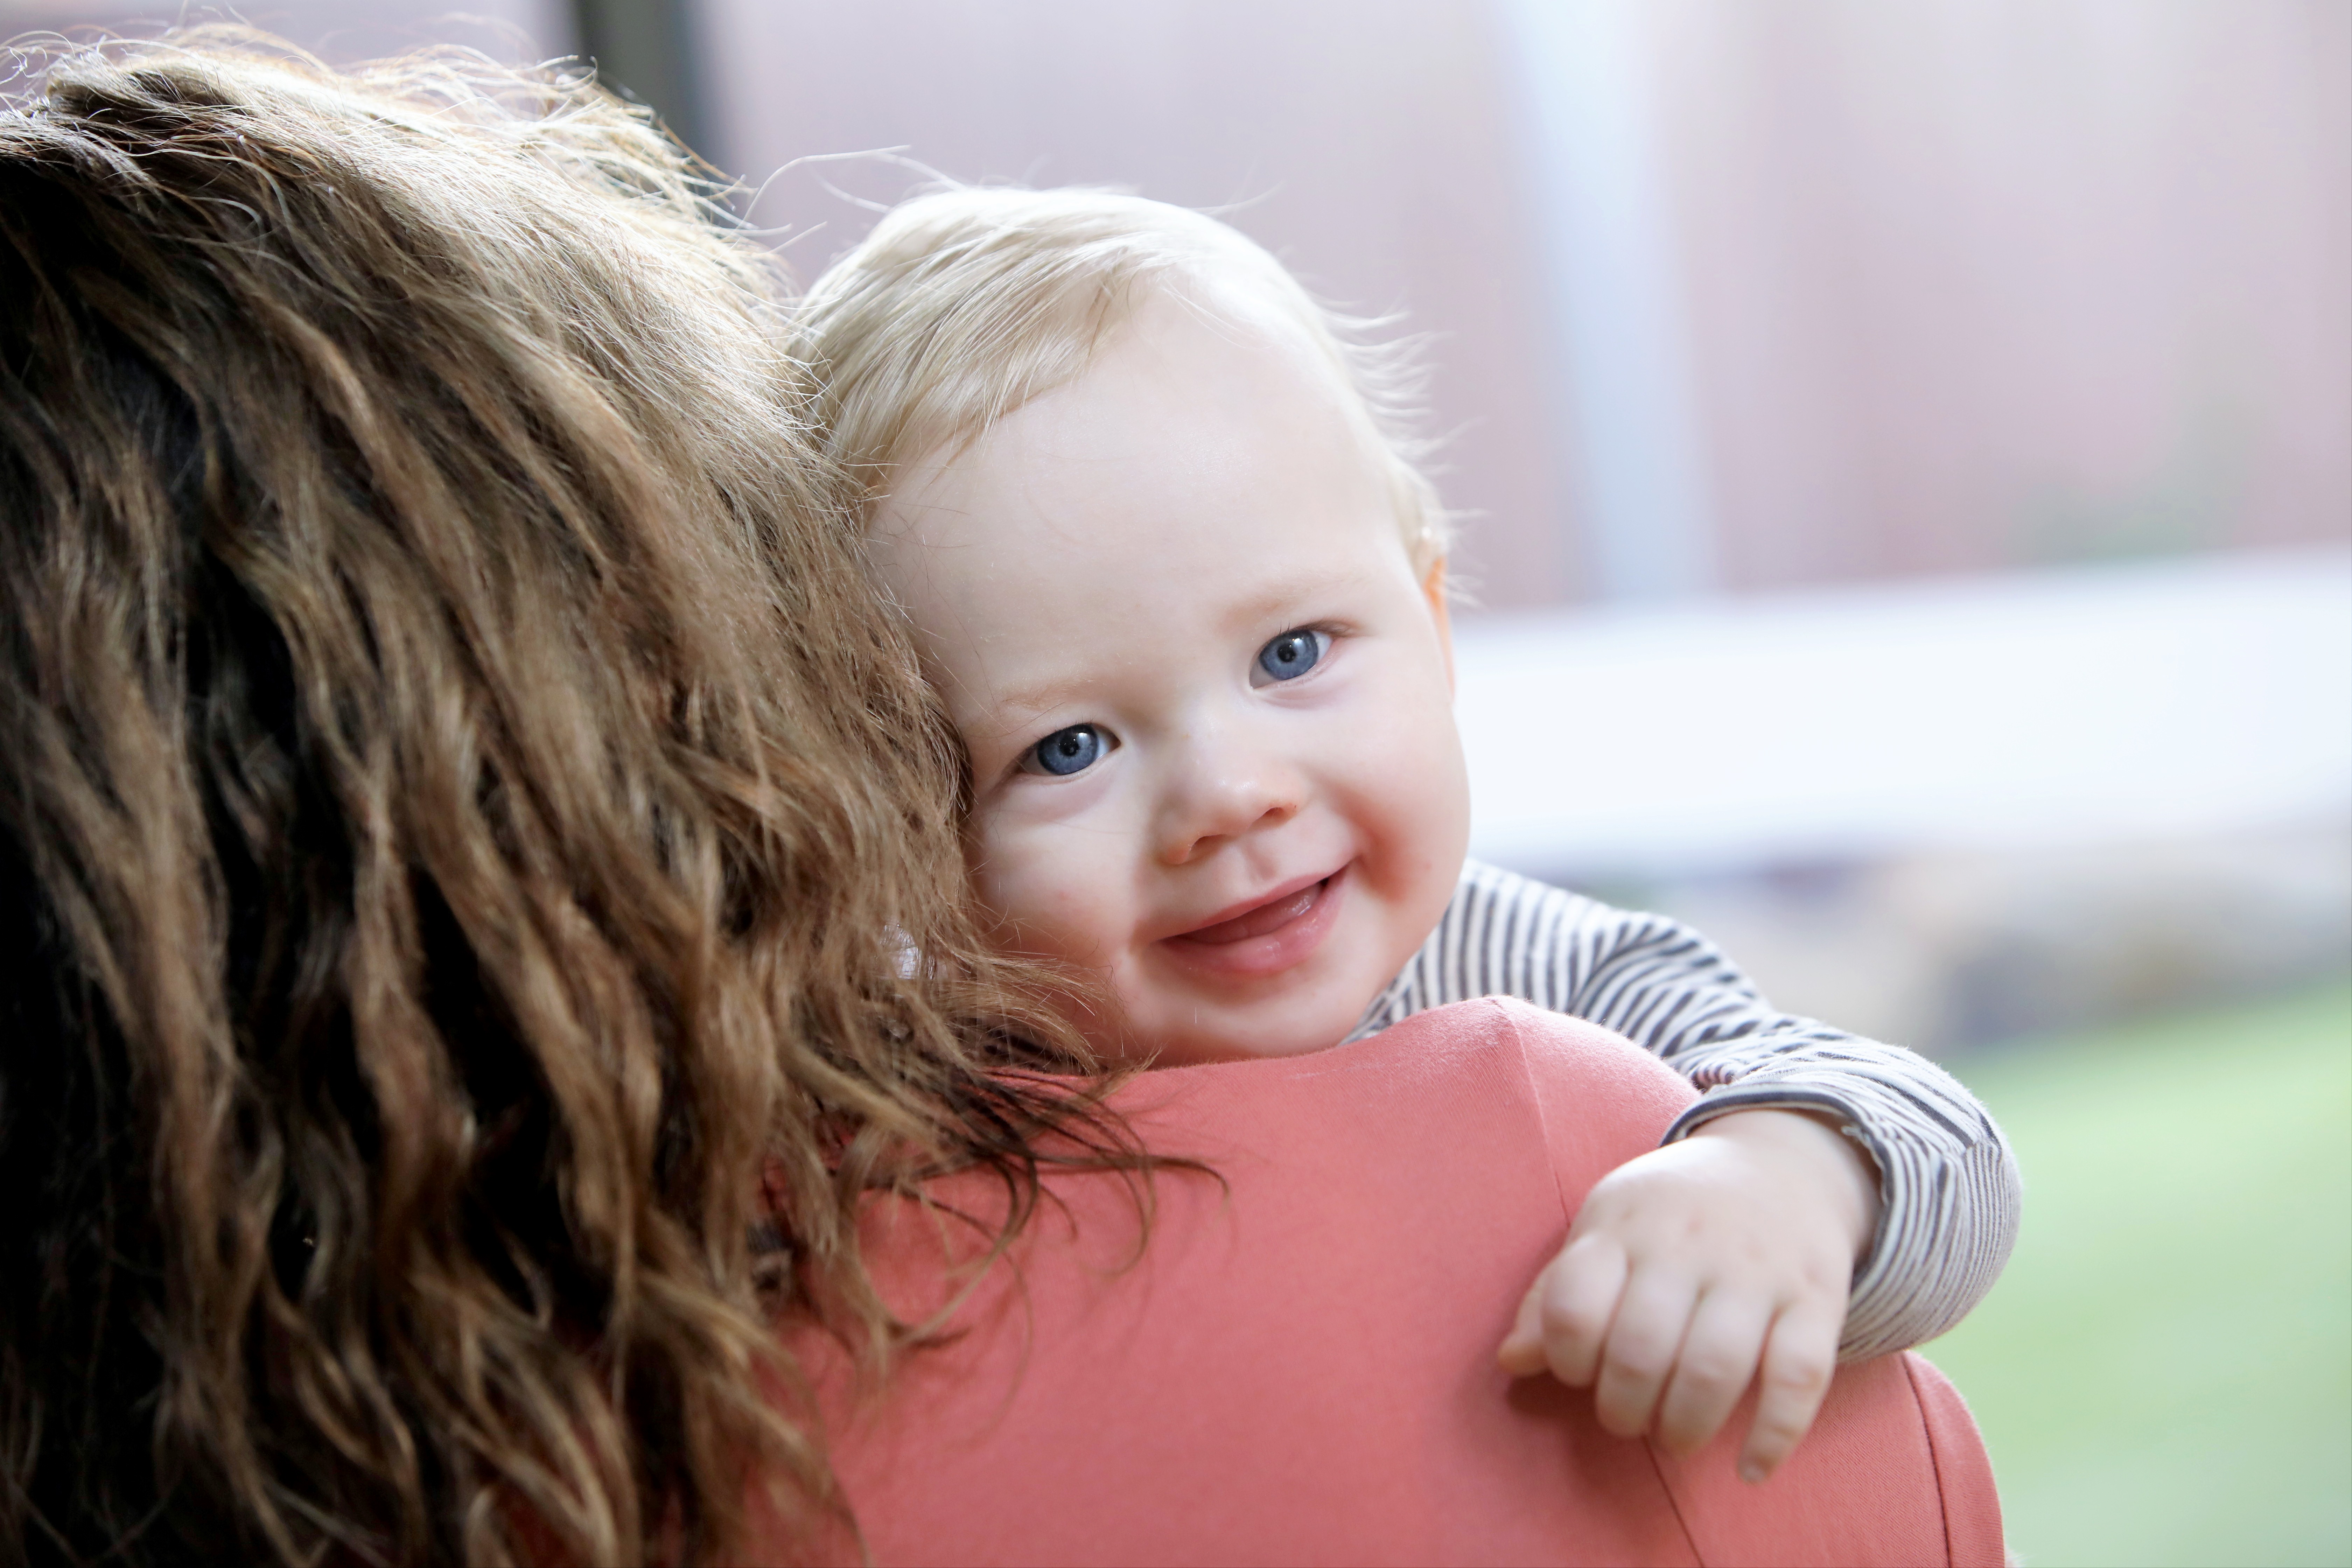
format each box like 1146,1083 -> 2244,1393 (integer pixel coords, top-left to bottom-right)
1347,859 -> 2019,1361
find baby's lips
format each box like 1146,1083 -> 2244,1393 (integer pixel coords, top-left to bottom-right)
1179,880 -> 1327,946
1153,867 -> 1349,981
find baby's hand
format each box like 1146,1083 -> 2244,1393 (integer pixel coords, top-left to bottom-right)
1496,1108 -> 1880,1482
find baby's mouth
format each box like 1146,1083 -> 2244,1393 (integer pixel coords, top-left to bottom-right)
1156,869 -> 1346,980
1178,877 -> 1332,946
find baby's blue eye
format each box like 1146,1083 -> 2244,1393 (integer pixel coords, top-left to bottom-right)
1028,723 -> 1107,777
1254,627 -> 1328,685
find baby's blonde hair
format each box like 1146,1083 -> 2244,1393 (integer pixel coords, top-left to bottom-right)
796,186 -> 1452,574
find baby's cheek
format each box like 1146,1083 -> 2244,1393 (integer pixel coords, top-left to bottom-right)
1342,705 -> 1468,873
970,824 -> 1124,969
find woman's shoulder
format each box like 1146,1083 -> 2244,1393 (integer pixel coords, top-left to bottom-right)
1387,999 -> 1700,1206
1125,997 -> 1692,1172
793,1001 -> 1707,1565
785,999 -> 1991,1567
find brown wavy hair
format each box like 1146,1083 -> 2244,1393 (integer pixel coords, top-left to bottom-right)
0,32 -> 1126,1567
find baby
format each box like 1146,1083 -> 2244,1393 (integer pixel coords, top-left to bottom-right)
797,189 -> 2018,1482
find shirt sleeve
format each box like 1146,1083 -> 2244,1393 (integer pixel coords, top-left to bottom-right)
1376,862 -> 2020,1361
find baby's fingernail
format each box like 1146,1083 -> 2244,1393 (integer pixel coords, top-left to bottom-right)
1738,1460 -> 1768,1485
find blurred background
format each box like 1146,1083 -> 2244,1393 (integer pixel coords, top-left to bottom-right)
6,0 -> 2347,1561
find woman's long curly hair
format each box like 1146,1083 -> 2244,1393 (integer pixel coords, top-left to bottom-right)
0,31 -> 1126,1566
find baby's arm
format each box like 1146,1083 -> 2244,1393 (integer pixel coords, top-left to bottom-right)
1497,1103 -> 1879,1481
1370,863 -> 2018,1474
1535,890 -> 2020,1363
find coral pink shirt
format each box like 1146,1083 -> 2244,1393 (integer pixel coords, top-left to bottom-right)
783,999 -> 2002,1566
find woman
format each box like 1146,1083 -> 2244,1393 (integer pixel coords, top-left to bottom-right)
0,34 -> 1137,1564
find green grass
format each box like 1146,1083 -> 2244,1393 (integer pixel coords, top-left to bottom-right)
1925,980 -> 2352,1568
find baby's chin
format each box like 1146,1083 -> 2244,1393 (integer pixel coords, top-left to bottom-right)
1104,989 -> 1372,1069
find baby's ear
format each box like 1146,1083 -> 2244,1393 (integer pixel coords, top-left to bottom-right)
1422,556 -> 1456,697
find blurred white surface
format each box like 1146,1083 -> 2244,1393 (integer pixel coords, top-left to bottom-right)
1456,549 -> 2352,878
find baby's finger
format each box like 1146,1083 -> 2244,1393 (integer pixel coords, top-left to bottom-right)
1592,1268 -> 1698,1440
1652,1289 -> 1770,1458
1497,1276 -> 1549,1375
1739,1302 -> 1841,1483
1531,1235 -> 1628,1388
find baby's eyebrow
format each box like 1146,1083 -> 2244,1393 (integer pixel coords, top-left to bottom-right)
966,672 -> 1100,736
1221,564 -> 1366,630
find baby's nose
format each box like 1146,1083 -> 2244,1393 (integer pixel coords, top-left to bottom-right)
1153,737 -> 1306,866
